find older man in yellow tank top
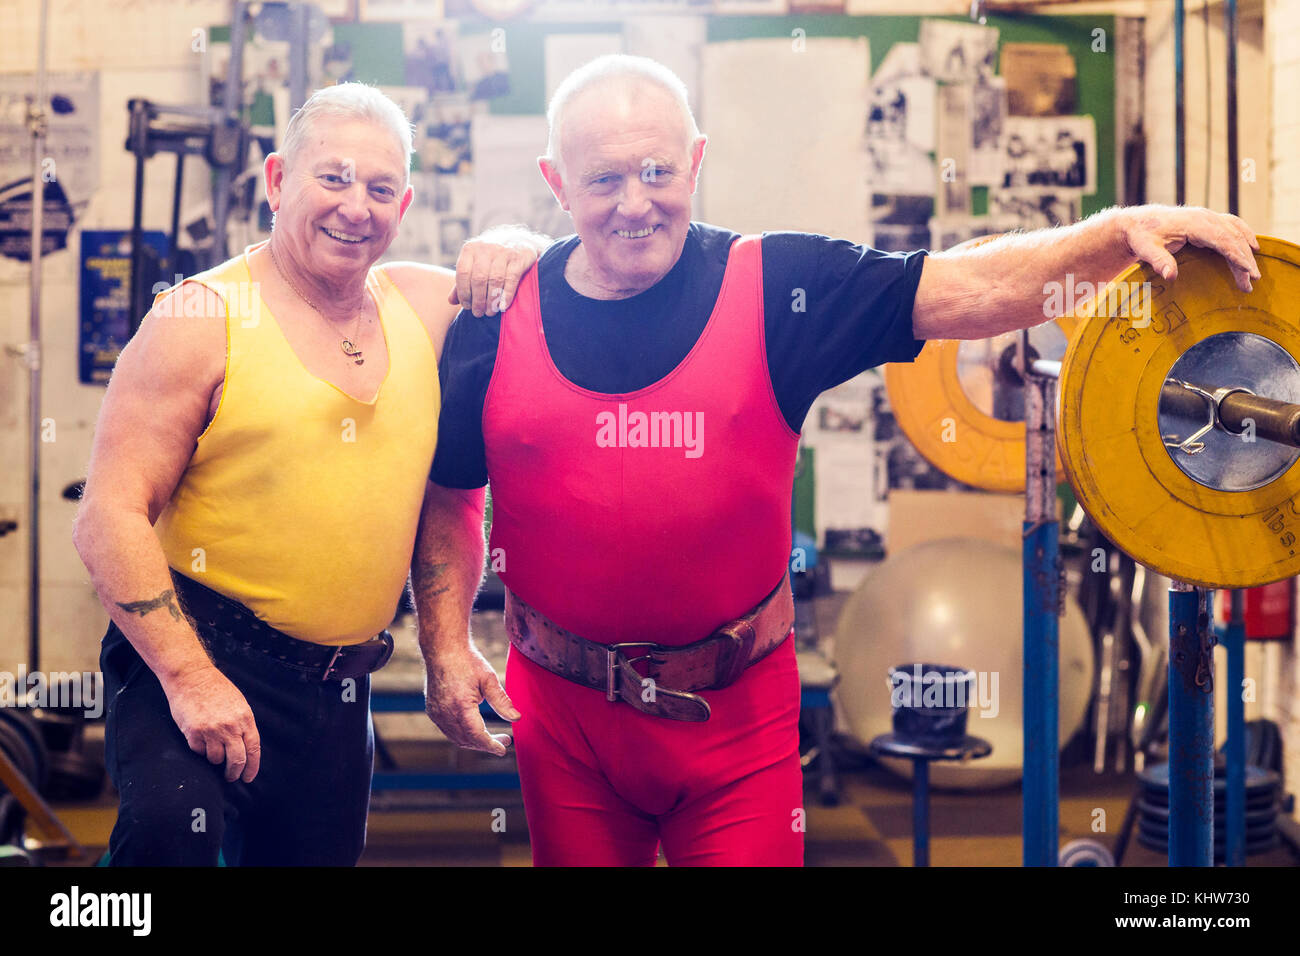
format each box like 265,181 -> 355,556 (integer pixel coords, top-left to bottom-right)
73,84 -> 542,866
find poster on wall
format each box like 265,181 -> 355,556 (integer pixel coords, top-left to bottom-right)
1001,42 -> 1077,116
935,82 -> 972,218
866,42 -> 935,195
79,230 -> 169,385
999,115 -> 1096,194
0,72 -> 98,260
918,19 -> 998,83
700,37 -> 872,242
969,76 -> 1006,187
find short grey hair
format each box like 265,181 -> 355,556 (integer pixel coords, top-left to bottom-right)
545,54 -> 700,170
280,82 -> 414,180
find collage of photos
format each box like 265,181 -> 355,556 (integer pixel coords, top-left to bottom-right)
867,19 -> 1096,255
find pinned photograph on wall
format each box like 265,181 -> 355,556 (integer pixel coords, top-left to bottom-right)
433,174 -> 474,217
421,95 -> 476,175
404,21 -> 460,94
1000,115 -> 1095,193
378,85 -> 430,128
865,42 -> 935,194
935,82 -> 972,218
989,189 -> 1082,230
970,76 -> 1006,187
1001,42 -> 1077,116
918,19 -> 998,83
459,30 -> 510,100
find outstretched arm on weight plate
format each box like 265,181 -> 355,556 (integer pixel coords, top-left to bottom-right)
911,205 -> 1262,341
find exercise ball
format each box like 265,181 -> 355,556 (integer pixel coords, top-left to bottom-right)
834,538 -> 1093,789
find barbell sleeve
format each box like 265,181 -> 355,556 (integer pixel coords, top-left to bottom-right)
1026,357 -> 1300,449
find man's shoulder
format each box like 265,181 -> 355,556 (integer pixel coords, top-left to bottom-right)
373,261 -> 458,347
689,221 -> 742,263
376,260 -> 456,303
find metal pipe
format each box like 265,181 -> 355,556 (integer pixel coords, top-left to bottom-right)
1025,357 -> 1300,449
213,2 -> 248,262
912,758 -> 930,867
1023,347 -> 1060,867
1175,0 -> 1187,205
25,0 -> 50,674
289,0 -> 308,112
1168,583 -> 1214,867
168,152 -> 184,276
1225,589 -> 1246,866
128,99 -> 150,336
1226,0 -> 1239,217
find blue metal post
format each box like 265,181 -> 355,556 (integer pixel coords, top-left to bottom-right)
912,759 -> 930,867
1168,583 -> 1214,866
1022,349 -> 1059,867
1224,590 -> 1246,866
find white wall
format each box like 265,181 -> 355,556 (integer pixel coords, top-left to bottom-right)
0,0 -> 226,673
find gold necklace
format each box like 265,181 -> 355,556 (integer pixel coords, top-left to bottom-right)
268,241 -> 366,366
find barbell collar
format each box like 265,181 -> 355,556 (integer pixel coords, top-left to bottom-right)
1161,380 -> 1300,449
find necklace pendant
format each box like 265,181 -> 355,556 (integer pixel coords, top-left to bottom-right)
341,338 -> 363,357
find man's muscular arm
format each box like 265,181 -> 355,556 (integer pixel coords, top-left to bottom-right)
410,480 -> 518,756
913,204 -> 1261,340
73,283 -> 262,784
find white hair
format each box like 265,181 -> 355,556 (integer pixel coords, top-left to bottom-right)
280,82 -> 414,180
545,54 -> 700,170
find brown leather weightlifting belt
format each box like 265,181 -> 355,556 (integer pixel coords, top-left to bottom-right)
504,572 -> 794,722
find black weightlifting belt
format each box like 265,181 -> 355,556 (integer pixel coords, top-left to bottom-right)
170,571 -> 394,682
504,572 -> 794,722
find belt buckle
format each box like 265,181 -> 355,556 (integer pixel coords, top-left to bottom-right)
709,621 -> 757,689
321,631 -> 394,682
605,642 -> 657,702
321,646 -> 344,682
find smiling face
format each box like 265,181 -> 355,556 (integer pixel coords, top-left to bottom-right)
539,82 -> 706,297
265,115 -> 413,289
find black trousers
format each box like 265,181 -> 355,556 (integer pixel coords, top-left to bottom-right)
101,604 -> 375,867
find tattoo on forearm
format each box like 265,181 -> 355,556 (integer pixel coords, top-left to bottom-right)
412,562 -> 451,599
117,589 -> 183,621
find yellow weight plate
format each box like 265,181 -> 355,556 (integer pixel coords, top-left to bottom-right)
886,320 -> 1076,493
1058,235 -> 1300,589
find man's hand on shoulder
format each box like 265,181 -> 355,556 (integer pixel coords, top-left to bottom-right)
452,224 -> 550,318
385,226 -> 549,357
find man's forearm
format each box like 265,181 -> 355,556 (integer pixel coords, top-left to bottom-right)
73,506 -> 214,687
410,482 -> 487,660
915,206 -> 1135,341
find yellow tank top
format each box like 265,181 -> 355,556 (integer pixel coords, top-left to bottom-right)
155,244 -> 439,645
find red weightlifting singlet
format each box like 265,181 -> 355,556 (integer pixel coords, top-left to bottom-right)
483,235 -> 805,866
483,235 -> 799,640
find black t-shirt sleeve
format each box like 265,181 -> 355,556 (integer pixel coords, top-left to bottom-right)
428,309 -> 501,489
762,232 -> 928,432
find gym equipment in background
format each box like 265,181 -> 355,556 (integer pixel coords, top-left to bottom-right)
834,538 -> 1094,790
869,662 -> 992,866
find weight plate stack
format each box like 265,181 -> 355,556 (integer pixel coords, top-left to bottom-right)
1134,761 -> 1281,862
